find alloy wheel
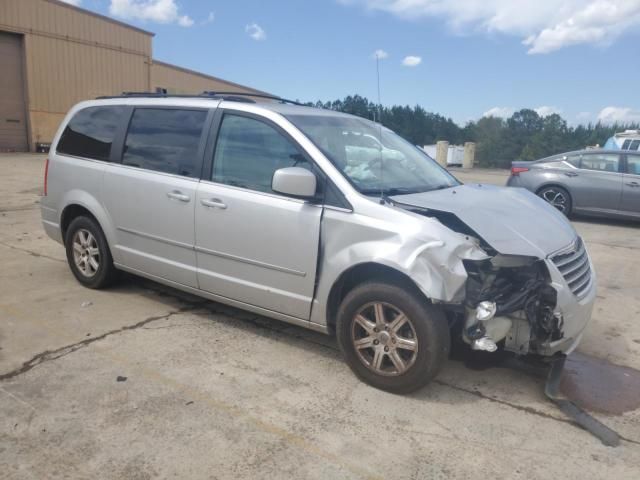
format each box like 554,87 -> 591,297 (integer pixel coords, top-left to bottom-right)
72,229 -> 100,277
541,188 -> 568,213
351,302 -> 419,376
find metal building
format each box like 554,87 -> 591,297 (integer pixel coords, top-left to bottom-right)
0,0 -> 265,152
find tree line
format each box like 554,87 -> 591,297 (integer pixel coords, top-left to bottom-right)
304,95 -> 639,168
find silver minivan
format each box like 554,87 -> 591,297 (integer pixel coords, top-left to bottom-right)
41,93 -> 596,393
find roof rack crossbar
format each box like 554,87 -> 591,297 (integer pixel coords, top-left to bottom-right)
96,91 -> 303,106
202,91 -> 303,105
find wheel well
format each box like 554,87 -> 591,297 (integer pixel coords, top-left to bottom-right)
326,262 -> 429,334
535,183 -> 570,196
60,204 -> 98,244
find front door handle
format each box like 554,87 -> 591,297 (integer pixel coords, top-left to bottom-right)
626,181 -> 640,187
166,190 -> 190,202
564,172 -> 579,177
201,198 -> 227,209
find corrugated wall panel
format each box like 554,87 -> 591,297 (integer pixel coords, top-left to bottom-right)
0,0 -> 152,56
28,36 -> 148,113
26,36 -> 148,144
151,62 -> 265,96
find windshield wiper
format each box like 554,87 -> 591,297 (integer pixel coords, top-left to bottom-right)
360,187 -> 423,196
426,184 -> 456,191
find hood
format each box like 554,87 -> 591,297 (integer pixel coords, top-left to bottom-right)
391,184 -> 577,258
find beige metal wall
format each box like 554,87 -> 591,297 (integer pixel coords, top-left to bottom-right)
1,0 -> 266,150
152,61 -> 265,96
0,0 -> 153,149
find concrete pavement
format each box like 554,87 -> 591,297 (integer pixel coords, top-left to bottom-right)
1,155 -> 639,479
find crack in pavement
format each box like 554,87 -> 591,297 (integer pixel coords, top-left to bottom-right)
0,205 -> 39,213
586,241 -> 639,251
435,379 -> 640,447
435,379 -> 572,424
0,306 -> 199,382
3,275 -> 639,447
0,240 -> 65,263
135,283 -> 640,446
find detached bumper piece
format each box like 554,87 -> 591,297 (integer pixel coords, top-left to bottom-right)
544,355 -> 620,447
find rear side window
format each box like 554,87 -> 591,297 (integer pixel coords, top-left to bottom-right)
627,155 -> 640,175
122,108 -> 207,178
629,140 -> 640,151
212,113 -> 313,193
564,155 -> 581,167
57,106 -> 125,161
580,153 -> 620,173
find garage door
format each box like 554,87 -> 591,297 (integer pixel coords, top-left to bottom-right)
0,32 -> 28,152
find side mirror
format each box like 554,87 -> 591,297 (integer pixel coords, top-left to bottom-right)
272,167 -> 317,198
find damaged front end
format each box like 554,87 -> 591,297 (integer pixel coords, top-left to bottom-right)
392,199 -> 592,358
462,255 -> 563,355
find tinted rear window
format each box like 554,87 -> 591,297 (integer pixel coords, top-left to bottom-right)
122,108 -> 207,178
57,106 -> 125,161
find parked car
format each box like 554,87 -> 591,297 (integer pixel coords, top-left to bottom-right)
41,93 -> 596,393
507,150 -> 640,220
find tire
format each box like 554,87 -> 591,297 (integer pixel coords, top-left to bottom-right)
64,215 -> 118,289
537,186 -> 572,216
336,281 -> 450,394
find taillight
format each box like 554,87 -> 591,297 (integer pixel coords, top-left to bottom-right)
511,166 -> 529,176
43,158 -> 49,196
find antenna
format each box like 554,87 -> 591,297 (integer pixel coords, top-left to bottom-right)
376,53 -> 385,204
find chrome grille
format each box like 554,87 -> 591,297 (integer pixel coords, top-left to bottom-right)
551,237 -> 592,298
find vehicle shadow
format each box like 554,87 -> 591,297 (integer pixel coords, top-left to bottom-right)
106,273 -> 539,406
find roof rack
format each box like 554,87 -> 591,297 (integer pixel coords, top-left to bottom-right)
202,91 -> 303,105
97,91 -> 304,106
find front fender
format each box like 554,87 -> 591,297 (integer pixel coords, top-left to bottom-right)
309,207 -> 488,327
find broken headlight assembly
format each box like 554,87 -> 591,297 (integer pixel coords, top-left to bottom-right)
461,254 -> 563,354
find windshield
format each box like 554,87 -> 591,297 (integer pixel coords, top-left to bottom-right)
286,113 -> 460,195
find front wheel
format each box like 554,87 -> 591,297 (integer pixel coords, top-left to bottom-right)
336,282 -> 450,394
538,186 -> 572,216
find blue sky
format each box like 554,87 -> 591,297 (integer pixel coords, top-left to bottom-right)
67,0 -> 640,125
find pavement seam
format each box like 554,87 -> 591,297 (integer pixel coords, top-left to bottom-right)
130,284 -> 640,447
0,205 -> 39,213
4,279 -> 639,449
0,240 -> 65,263
435,379 -> 640,447
0,307 -> 198,382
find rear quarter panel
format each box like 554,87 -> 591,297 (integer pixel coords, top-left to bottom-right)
517,162 -> 572,195
41,101 -> 115,248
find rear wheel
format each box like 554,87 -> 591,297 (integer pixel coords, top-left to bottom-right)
65,216 -> 118,289
336,282 -> 450,393
538,186 -> 572,216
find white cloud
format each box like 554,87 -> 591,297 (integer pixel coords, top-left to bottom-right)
402,55 -> 422,66
60,0 -> 82,5
246,23 -> 266,41
597,106 -> 640,124
535,105 -> 562,117
343,0 -> 640,54
575,111 -> 593,123
483,106 -> 514,118
372,49 -> 389,60
177,15 -> 194,27
201,11 -> 215,25
109,0 -> 194,27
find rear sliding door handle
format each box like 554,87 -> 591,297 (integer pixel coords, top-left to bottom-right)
626,181 -> 640,187
201,198 -> 227,209
166,190 -> 190,202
